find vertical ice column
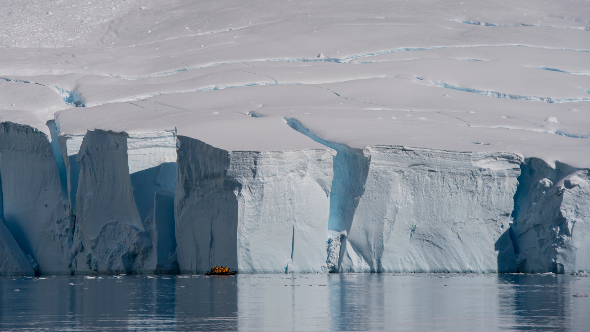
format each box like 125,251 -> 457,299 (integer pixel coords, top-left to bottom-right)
232,149 -> 333,273
513,159 -> 590,273
0,122 -> 71,274
58,133 -> 84,213
175,137 -> 238,273
175,136 -> 333,273
284,117 -> 370,272
72,129 -> 152,274
342,146 -> 522,273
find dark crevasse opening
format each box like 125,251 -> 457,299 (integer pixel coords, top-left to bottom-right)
47,120 -> 68,197
0,166 -> 3,220
497,160 -> 539,272
284,117 -> 370,272
130,162 -> 177,223
67,154 -> 81,211
54,86 -> 85,107
154,190 -> 179,274
505,158 -> 580,273
508,162 -> 529,259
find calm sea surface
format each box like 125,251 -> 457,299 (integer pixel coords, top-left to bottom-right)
0,273 -> 588,331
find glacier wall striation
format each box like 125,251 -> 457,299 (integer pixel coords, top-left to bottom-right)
343,146 -> 522,273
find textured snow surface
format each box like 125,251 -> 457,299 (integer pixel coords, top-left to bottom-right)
0,0 -> 589,274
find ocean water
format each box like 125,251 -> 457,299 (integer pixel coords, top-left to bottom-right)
0,273 -> 588,331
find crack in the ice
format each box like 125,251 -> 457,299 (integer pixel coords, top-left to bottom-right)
0,77 -> 44,86
128,102 -> 146,109
535,67 -> 590,76
284,117 -> 371,272
98,81 -> 278,105
236,69 -> 279,85
455,19 -> 590,32
54,86 -> 86,107
436,111 -> 471,127
1,76 -> 85,108
555,131 -> 590,139
488,122 -> 590,140
88,77 -> 387,107
107,44 -> 590,80
426,79 -> 590,103
47,120 -> 68,196
310,77 -> 394,110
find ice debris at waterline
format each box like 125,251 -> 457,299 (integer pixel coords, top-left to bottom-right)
1,0 -> 590,274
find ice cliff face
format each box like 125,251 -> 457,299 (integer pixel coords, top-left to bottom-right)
0,122 -> 178,274
513,159 -> 590,274
72,129 -> 151,273
175,136 -> 333,273
0,122 -> 71,274
340,147 -> 522,273
69,129 -> 177,274
0,119 -> 589,275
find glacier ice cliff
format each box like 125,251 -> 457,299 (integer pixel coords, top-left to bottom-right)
512,159 -> 590,273
0,122 -> 71,274
71,129 -> 152,274
0,120 -> 589,275
341,146 -> 522,273
174,136 -> 334,273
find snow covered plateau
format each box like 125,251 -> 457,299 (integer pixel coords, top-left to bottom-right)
0,0 -> 589,275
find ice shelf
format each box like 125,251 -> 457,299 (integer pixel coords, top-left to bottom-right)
1,0 -> 589,274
